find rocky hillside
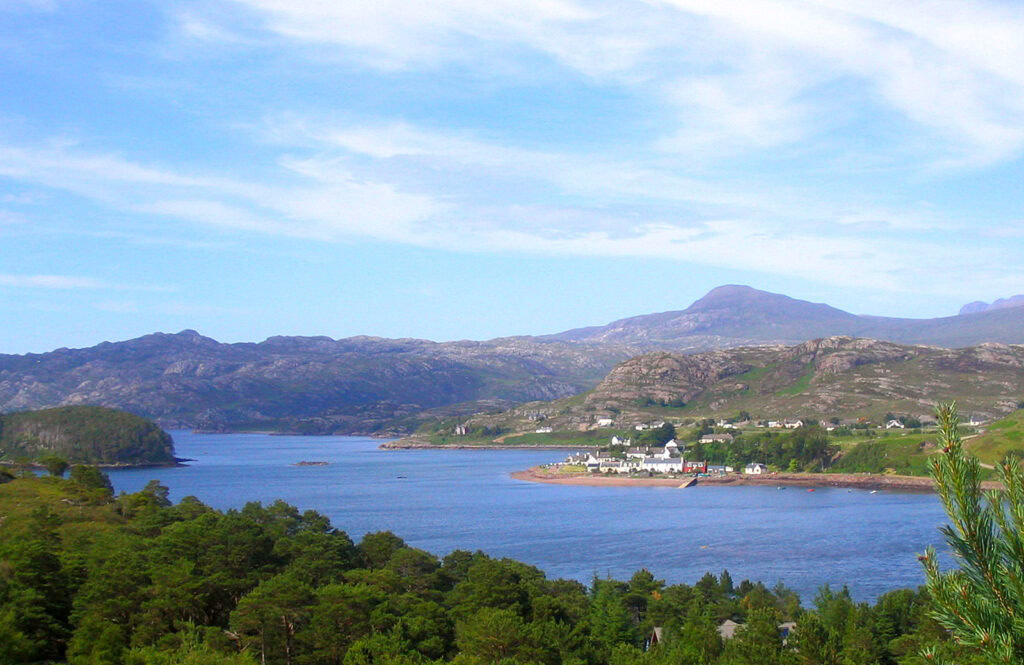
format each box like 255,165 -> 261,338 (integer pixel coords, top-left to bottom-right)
449,337 -> 1024,435
550,285 -> 1024,349
0,405 -> 175,466
0,331 -> 634,435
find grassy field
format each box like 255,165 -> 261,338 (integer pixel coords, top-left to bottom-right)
967,409 -> 1024,464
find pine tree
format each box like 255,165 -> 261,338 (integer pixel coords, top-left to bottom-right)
920,402 -> 1024,664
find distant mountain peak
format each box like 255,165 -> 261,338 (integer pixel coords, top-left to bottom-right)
959,295 -> 1024,316
687,284 -> 838,311
687,284 -> 764,307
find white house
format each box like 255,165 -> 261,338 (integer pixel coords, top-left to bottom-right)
626,447 -> 651,459
620,457 -> 641,472
599,459 -> 627,474
564,453 -> 589,465
641,457 -> 684,473
885,419 -> 905,430
700,433 -> 734,444
535,426 -> 553,433
611,435 -> 632,446
744,463 -> 768,474
767,420 -> 782,428
718,620 -> 742,640
596,418 -> 615,427
586,452 -> 619,472
635,423 -> 650,431
658,440 -> 680,458
784,420 -> 804,429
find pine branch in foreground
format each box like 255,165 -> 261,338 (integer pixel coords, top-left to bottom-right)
921,402 -> 1024,665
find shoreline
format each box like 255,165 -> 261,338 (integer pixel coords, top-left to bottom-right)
510,466 -> 1004,492
380,441 -> 588,450
1,459 -> 188,470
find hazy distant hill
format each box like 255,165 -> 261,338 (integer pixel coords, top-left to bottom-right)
0,331 -> 633,435
445,337 -> 1024,438
550,285 -> 1024,349
959,294 -> 1024,315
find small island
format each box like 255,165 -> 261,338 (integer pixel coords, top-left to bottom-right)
0,405 -> 178,468
293,460 -> 330,466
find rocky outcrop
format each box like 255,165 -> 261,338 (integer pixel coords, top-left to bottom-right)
477,337 -> 1024,432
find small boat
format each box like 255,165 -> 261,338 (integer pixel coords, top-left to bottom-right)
777,486 -> 786,490
396,475 -> 407,479
807,488 -> 816,492
870,490 -> 878,494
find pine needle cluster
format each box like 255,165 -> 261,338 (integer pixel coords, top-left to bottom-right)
921,402 -> 1024,665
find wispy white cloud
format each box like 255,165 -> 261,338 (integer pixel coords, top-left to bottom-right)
0,138 -> 443,242
0,209 -> 26,225
0,122 -> 997,298
0,273 -> 105,289
220,0 -> 1024,167
0,273 -> 161,291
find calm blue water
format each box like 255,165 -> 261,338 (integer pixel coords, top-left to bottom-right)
106,432 -> 951,603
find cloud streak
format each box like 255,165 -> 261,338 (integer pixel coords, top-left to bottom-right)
221,0 -> 1024,166
0,125 -> 1006,299
0,273 -> 169,291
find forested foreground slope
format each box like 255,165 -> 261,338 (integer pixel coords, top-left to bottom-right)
0,474 -> 981,665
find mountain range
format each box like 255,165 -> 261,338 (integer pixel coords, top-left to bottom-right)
0,331 -> 633,435
549,285 -> 1024,349
4,285 -> 1024,434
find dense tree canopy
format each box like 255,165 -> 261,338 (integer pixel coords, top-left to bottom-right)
0,469 -> 984,665
0,405 -> 176,466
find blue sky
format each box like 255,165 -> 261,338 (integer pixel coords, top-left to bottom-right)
2,0 -> 1024,353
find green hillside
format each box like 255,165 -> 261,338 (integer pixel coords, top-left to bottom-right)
967,409 -> 1024,465
0,405 -> 176,466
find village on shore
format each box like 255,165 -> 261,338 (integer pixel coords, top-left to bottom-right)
545,413 -> 961,480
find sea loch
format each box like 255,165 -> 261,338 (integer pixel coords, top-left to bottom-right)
106,431 -> 949,602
